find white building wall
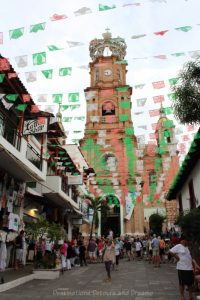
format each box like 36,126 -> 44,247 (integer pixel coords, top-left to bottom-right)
177,159 -> 200,210
192,160 -> 200,206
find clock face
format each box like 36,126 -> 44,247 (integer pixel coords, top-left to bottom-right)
104,69 -> 112,76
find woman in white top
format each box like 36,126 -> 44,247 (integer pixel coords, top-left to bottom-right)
169,235 -> 194,300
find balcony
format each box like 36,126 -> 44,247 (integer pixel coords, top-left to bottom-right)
26,143 -> 42,171
61,176 -> 70,195
41,176 -> 80,210
0,120 -> 46,182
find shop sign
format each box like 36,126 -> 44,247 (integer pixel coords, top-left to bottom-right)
23,118 -> 48,135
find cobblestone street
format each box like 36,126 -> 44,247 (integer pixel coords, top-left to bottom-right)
1,259 -> 199,300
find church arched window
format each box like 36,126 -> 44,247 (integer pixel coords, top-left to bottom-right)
102,101 -> 115,116
103,153 -> 117,172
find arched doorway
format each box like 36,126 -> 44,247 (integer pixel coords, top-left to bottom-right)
101,194 -> 120,238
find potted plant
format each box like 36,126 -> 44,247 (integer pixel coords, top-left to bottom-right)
25,217 -> 65,279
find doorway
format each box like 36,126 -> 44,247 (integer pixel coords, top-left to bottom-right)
101,195 -> 120,238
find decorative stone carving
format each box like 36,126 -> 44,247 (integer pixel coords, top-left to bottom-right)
89,30 -> 127,61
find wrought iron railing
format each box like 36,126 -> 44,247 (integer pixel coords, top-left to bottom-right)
26,143 -> 42,170
61,176 -> 70,195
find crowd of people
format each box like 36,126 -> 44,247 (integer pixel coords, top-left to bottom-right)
2,230 -> 200,300
57,232 -> 200,300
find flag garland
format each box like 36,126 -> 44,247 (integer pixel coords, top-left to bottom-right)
30,22 -> 46,33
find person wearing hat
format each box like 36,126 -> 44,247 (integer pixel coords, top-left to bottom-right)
169,234 -> 194,300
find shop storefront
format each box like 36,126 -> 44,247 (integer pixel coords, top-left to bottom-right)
0,170 -> 26,269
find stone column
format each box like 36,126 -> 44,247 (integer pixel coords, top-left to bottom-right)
120,205 -> 124,235
133,203 -> 144,235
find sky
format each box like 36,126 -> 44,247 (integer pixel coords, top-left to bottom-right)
0,0 -> 200,161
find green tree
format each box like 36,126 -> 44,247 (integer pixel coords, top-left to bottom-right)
172,59 -> 200,124
25,217 -> 64,242
25,217 -> 49,240
149,213 -> 165,235
176,208 -> 200,259
86,195 -> 107,238
47,222 -> 65,242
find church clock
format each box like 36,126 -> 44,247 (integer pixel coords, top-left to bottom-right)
104,69 -> 112,76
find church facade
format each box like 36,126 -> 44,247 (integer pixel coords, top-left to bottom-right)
80,31 -> 177,236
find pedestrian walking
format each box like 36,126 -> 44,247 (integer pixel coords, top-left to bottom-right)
135,238 -> 142,259
66,242 -> 72,270
159,236 -> 166,263
79,241 -> 87,266
169,235 -> 194,300
146,236 -> 153,263
113,239 -> 120,271
103,239 -> 115,282
60,240 -> 68,274
87,238 -> 97,264
151,234 -> 160,267
124,238 -> 132,261
97,238 -> 105,263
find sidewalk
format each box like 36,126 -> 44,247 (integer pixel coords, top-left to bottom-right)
0,264 -> 34,292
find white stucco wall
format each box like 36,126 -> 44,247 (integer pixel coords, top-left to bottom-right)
176,158 -> 200,210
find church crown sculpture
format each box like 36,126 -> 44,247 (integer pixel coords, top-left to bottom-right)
89,29 -> 127,61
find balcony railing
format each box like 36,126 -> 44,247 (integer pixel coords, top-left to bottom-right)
71,187 -> 78,203
26,143 -> 42,170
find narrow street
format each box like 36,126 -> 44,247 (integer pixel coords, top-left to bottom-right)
1,259 -> 197,300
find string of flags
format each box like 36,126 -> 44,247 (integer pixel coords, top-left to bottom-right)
1,34 -> 199,62
1,46 -> 199,87
0,61 -> 196,158
0,5 -> 199,48
132,50 -> 200,61
0,63 -> 180,122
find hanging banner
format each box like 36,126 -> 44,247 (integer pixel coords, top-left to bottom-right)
23,118 -> 48,135
124,193 -> 135,220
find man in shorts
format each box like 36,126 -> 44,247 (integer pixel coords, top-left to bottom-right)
151,234 -> 160,267
87,238 -> 97,263
169,235 -> 194,300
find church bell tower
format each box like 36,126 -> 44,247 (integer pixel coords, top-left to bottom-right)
80,30 -> 143,235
